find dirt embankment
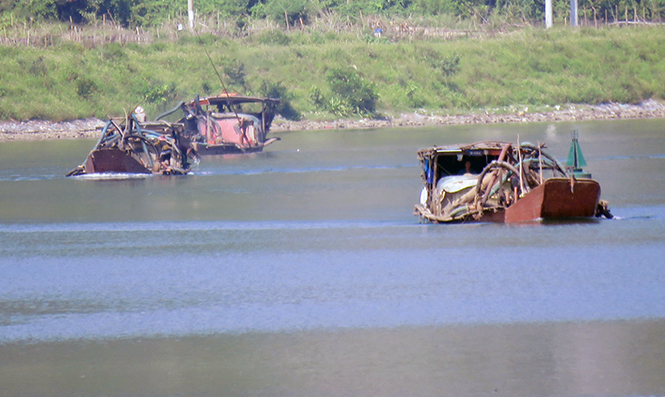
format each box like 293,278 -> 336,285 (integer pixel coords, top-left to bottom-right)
2,100 -> 664,141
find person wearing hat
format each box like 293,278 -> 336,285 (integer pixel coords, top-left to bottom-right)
134,106 -> 146,122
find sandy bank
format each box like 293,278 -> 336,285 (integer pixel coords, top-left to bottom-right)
1,100 -> 664,142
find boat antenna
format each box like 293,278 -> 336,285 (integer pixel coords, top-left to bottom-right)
537,141 -> 543,184
192,19 -> 242,124
517,135 -> 525,196
202,48 -> 242,124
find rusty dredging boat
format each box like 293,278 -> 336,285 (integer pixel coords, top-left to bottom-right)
414,134 -> 612,223
155,94 -> 280,155
66,114 -> 198,177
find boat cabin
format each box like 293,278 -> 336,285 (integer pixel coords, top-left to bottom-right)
418,141 -> 508,184
181,95 -> 280,155
147,94 -> 281,155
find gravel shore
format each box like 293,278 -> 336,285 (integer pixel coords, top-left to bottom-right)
2,100 -> 664,141
271,100 -> 665,132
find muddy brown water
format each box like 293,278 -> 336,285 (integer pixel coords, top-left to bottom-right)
1,119 -> 665,396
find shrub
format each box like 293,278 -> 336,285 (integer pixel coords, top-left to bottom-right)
406,83 -> 428,108
253,0 -> 313,28
260,81 -> 301,121
256,29 -> 291,46
139,81 -> 177,104
309,86 -> 326,110
326,67 -> 379,116
100,43 -> 126,61
29,56 -> 48,77
223,60 -> 248,89
76,77 -> 98,99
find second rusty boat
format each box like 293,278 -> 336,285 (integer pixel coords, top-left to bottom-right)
414,134 -> 612,223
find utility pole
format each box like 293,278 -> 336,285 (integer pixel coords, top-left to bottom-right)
570,0 -> 578,26
545,0 -> 552,28
188,0 -> 194,30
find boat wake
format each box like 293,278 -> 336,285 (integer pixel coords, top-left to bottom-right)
73,172 -> 152,181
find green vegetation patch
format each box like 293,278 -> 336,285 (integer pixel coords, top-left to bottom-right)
1,24 -> 665,121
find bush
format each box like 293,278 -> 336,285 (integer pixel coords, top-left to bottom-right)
28,56 -> 48,77
223,60 -> 248,90
256,29 -> 291,46
309,86 -> 326,110
76,77 -> 98,99
139,81 -> 177,104
260,81 -> 301,121
406,83 -> 428,108
306,67 -> 380,117
100,43 -> 126,61
252,0 -> 313,27
326,67 -> 379,116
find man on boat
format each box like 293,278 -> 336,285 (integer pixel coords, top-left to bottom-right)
458,160 -> 475,175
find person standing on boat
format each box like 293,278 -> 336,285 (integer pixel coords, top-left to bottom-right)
134,106 -> 146,122
510,174 -> 520,204
234,118 -> 254,147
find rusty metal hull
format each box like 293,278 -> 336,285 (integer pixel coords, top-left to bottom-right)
416,178 -> 601,224
504,178 -> 601,222
84,149 -> 152,174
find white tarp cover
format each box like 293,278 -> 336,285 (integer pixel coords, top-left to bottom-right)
437,175 -> 478,194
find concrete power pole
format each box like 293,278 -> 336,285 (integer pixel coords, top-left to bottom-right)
570,0 -> 578,26
545,0 -> 552,28
188,0 -> 194,30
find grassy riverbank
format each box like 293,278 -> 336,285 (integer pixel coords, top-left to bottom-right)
1,23 -> 665,122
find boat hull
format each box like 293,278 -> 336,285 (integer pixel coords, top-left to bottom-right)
84,149 -> 151,174
504,178 -> 601,223
193,142 -> 263,155
192,137 -> 280,156
415,178 -> 601,224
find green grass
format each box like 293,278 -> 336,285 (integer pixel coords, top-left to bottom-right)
1,24 -> 665,121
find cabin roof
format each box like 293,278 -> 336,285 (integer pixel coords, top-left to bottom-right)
193,95 -> 280,107
417,141 -> 510,160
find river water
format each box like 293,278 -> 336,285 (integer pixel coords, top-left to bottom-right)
1,119 -> 664,397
